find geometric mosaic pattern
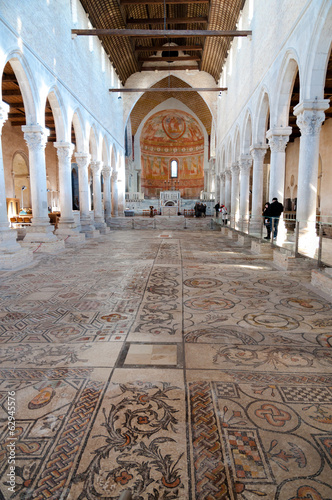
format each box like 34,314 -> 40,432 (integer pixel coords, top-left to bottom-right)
0,228 -> 332,499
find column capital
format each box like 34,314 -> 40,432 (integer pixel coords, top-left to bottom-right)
220,172 -> 226,181
90,160 -> 103,174
111,170 -> 118,181
266,127 -> 292,153
54,142 -> 74,162
250,144 -> 268,163
0,101 -> 9,131
294,99 -> 330,136
225,169 -> 232,179
75,152 -> 90,170
102,165 -> 112,178
22,125 -> 49,151
239,155 -> 252,173
231,162 -> 240,174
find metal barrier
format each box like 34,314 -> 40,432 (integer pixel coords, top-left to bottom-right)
224,213 -> 332,268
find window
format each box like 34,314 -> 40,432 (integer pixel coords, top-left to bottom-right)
171,159 -> 178,178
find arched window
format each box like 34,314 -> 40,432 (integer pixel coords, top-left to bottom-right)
171,159 -> 178,178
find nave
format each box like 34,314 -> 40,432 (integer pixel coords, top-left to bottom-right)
0,230 -> 332,499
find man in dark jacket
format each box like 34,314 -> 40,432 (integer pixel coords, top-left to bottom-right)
269,197 -> 284,239
214,202 -> 220,217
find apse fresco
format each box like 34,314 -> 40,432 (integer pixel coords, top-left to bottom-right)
140,109 -> 205,199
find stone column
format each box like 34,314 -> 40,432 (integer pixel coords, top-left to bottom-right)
266,127 -> 292,242
102,165 -> 112,223
220,173 -> 225,206
0,103 -> 33,268
54,142 -> 75,228
111,171 -> 118,216
215,174 -> 220,203
0,103 -> 10,230
22,125 -> 57,242
239,155 -> 252,230
231,162 -> 240,227
75,152 -> 95,234
294,100 -> 330,235
225,169 -> 231,213
250,144 -> 268,231
117,151 -> 126,215
91,160 -> 105,229
266,127 -> 292,202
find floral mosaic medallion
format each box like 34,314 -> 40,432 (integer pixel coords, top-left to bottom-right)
69,381 -> 188,499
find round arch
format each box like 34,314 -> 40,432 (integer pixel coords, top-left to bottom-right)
233,127 -> 241,162
1,51 -> 38,123
71,110 -> 85,153
305,3 -> 332,100
46,87 -> 67,142
273,49 -> 301,127
242,111 -> 253,154
255,87 -> 271,144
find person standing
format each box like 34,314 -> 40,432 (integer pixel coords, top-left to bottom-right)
263,202 -> 272,239
214,202 -> 220,217
221,205 -> 228,225
269,197 -> 284,239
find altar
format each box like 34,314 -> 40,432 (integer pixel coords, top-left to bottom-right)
160,191 -> 181,216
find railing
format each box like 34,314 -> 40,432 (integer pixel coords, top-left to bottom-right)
219,214 -> 332,268
125,192 -> 144,201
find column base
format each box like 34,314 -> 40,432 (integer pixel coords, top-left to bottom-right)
0,247 -> 34,271
251,240 -> 273,257
80,226 -> 100,238
80,216 -> 98,237
239,218 -> 250,232
23,224 -> 58,243
298,229 -> 319,258
94,221 -> 110,234
249,218 -> 263,236
273,249 -> 316,271
0,229 -> 34,270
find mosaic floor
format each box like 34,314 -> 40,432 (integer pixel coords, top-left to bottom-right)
0,229 -> 332,499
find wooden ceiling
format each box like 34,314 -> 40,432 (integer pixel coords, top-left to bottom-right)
79,0 -> 246,84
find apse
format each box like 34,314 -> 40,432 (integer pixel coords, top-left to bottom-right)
140,109 -> 205,199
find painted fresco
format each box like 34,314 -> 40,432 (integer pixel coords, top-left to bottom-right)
140,110 -> 205,199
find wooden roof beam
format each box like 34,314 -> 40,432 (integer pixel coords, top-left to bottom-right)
2,74 -> 18,82
139,56 -> 200,62
127,17 -> 208,25
72,29 -> 252,38
109,87 -> 227,92
121,0 -> 209,3
2,89 -> 22,96
135,44 -> 203,52
140,65 -> 199,71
